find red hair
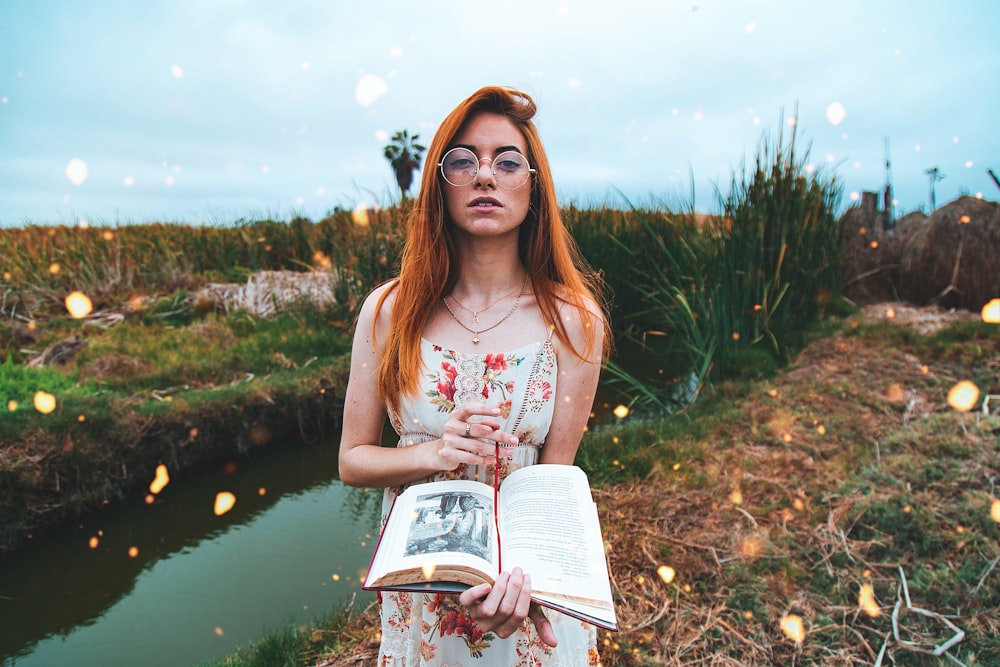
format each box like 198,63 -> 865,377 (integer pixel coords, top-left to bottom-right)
376,86 -> 609,413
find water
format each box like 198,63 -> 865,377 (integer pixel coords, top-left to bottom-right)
0,433 -> 381,667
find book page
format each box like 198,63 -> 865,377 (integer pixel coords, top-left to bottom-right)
365,479 -> 500,588
498,466 -> 615,612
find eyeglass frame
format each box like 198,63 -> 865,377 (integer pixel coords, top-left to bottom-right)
437,147 -> 537,190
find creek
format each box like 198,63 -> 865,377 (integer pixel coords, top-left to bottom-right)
0,432 -> 381,667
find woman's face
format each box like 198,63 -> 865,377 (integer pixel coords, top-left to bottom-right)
441,112 -> 532,240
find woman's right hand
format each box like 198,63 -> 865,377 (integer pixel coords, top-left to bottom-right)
458,568 -> 558,647
433,402 -> 518,471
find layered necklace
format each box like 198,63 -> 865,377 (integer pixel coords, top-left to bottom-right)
442,274 -> 529,344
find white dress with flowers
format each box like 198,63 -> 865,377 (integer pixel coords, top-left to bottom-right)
377,338 -> 600,666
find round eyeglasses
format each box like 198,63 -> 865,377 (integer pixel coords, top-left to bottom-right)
438,147 -> 536,189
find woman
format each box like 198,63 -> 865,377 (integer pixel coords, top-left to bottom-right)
339,85 -> 609,665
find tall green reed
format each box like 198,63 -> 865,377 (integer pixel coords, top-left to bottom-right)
612,123 -> 843,410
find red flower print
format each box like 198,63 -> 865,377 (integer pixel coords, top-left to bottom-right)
456,612 -> 486,644
439,610 -> 460,637
483,353 -> 509,372
529,379 -> 552,401
437,361 -> 457,402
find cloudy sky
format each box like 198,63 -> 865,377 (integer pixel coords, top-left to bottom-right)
2,1 -> 998,226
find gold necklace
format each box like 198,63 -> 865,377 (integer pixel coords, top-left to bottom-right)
442,274 -> 529,344
448,280 -> 525,323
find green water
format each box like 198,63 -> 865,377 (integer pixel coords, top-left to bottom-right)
0,433 -> 381,667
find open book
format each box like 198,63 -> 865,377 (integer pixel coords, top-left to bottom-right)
363,464 -> 617,631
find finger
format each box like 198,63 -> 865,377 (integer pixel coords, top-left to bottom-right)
494,570 -> 532,638
458,582 -> 492,607
472,571 -> 509,618
529,602 -> 558,647
456,402 -> 500,422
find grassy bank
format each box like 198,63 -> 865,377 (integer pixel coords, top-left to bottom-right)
0,299 -> 353,551
208,312 -> 1000,666
3,126 -> 997,663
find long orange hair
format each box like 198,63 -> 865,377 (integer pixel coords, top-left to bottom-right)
376,85 -> 609,413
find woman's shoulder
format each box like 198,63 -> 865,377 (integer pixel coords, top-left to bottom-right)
355,280 -> 400,338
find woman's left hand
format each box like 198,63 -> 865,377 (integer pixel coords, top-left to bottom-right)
458,567 -> 558,647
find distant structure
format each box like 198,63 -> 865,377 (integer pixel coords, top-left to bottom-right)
988,168 -> 1000,193
925,166 -> 945,211
883,137 -> 895,232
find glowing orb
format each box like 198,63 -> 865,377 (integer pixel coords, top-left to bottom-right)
33,391 -> 57,414
947,380 -> 980,412
355,74 -> 388,107
613,404 -> 629,419
858,583 -> 880,617
729,489 -> 744,506
990,499 -> 1000,524
149,464 -> 170,495
128,546 -> 139,558
352,204 -> 370,227
7,400 -> 17,412
656,565 -> 676,584
213,491 -> 236,516
65,158 -> 89,185
825,102 -> 846,126
982,298 -> 1000,323
65,291 -> 94,318
170,64 -> 183,78
89,536 -> 99,549
780,614 -> 805,642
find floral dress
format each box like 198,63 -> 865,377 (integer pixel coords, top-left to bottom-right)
377,338 -> 600,666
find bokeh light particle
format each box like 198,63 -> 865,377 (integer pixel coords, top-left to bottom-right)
990,499 -> 1000,524
780,614 -> 806,642
149,464 -> 170,495
355,74 -> 388,107
858,583 -> 880,617
825,102 -> 846,126
657,565 -> 676,584
613,404 -> 629,419
214,491 -> 236,516
982,298 -> 1000,323
352,204 -> 370,227
65,291 -> 94,318
947,380 -> 980,412
65,158 -> 89,185
33,391 -> 56,414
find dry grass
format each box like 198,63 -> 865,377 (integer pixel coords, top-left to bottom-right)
841,196 -> 1000,312
310,307 -> 1000,666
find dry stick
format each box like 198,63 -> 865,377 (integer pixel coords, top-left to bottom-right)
892,566 -> 967,659
935,234 -> 964,301
715,617 -> 768,655
971,556 -> 1000,596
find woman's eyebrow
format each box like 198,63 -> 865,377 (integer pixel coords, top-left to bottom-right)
452,143 -> 525,155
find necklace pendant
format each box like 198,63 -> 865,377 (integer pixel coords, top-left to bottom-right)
472,336 -> 480,344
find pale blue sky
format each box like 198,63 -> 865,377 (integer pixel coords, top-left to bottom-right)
1,0 -> 998,225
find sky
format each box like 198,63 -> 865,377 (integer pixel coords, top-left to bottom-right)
2,1 -> 998,226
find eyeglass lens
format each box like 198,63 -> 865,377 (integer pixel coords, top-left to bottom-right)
440,148 -> 532,189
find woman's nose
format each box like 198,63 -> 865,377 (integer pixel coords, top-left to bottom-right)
474,156 -> 496,188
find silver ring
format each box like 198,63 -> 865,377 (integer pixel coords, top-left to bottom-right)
464,422 -> 472,438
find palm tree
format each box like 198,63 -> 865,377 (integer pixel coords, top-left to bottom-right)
383,130 -> 426,200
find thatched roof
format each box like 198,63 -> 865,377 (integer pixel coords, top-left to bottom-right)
840,196 -> 1000,312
